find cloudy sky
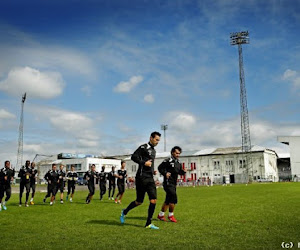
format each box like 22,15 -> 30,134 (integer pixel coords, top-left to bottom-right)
0,0 -> 299,166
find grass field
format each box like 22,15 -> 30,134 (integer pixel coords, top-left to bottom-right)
1,183 -> 300,250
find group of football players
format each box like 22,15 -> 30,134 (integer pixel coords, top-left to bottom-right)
0,159 -> 127,211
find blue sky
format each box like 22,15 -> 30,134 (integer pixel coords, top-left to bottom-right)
0,0 -> 299,165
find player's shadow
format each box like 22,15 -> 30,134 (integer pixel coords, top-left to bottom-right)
87,220 -> 143,228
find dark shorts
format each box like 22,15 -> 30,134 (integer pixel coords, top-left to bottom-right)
163,184 -> 177,204
135,176 -> 157,203
49,184 -> 58,196
30,182 -> 36,193
20,182 -> 30,193
58,182 -> 64,193
88,184 -> 95,195
0,185 -> 4,199
68,183 -> 76,194
117,183 -> 125,194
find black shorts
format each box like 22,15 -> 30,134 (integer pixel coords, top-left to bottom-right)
135,176 -> 157,203
0,185 -> 4,199
58,182 -> 64,193
88,184 -> 95,195
68,183 -> 76,194
163,184 -> 177,204
117,182 -> 125,194
20,182 -> 30,193
49,184 -> 58,196
30,182 -> 36,193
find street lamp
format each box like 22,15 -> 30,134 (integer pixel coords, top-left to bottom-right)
161,124 -> 168,152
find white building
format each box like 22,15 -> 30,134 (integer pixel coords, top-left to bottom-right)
278,136 -> 300,178
122,146 -> 279,184
37,153 -> 121,182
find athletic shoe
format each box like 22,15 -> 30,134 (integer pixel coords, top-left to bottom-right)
30,201 -> 34,205
157,214 -> 167,221
118,200 -> 122,204
120,209 -> 126,224
66,195 -> 68,201
145,224 -> 159,230
70,198 -> 73,203
43,198 -> 46,203
50,202 -> 53,206
168,215 -> 177,223
86,199 -> 91,204
60,200 -> 64,204
0,205 -> 2,211
114,199 -> 118,204
19,203 -> 22,207
25,203 -> 29,207
2,205 -> 7,210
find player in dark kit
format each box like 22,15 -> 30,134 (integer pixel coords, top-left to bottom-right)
120,131 -> 161,230
0,161 -> 15,211
57,164 -> 66,204
157,146 -> 186,223
108,166 -> 117,200
98,166 -> 107,201
18,160 -> 31,207
115,161 -> 127,204
29,162 -> 38,205
43,164 -> 59,205
84,164 -> 97,204
66,165 -> 78,203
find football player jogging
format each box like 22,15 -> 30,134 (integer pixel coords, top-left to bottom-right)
66,165 -> 78,202
108,166 -> 117,200
29,162 -> 38,205
43,164 -> 59,205
57,164 -> 66,204
98,166 -> 107,201
18,160 -> 31,207
84,164 -> 97,204
115,161 -> 127,204
157,146 -> 186,223
0,161 -> 15,211
120,131 -> 161,230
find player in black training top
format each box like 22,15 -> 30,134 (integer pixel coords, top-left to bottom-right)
157,146 -> 186,223
120,131 -> 161,230
98,165 -> 107,201
29,162 -> 38,205
0,161 -> 15,211
43,164 -> 59,205
108,166 -> 117,200
115,161 -> 127,204
18,160 -> 31,207
57,164 -> 66,204
66,165 -> 78,202
84,164 -> 97,204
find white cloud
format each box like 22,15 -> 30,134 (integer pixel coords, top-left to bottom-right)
113,75 -> 143,93
144,94 -> 154,103
282,69 -> 300,91
0,67 -> 64,99
282,69 -> 297,80
0,109 -> 16,119
166,112 -> 197,131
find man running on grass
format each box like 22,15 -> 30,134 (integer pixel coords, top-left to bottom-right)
29,162 -> 38,205
44,163 -> 59,206
98,166 -> 107,201
157,146 -> 186,223
0,161 -> 15,211
115,161 -> 127,204
84,164 -> 97,204
66,165 -> 78,202
120,131 -> 161,230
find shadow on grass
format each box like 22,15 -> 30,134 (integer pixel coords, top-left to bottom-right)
87,219 -> 144,228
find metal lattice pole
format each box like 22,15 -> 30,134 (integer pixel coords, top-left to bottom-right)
230,31 -> 253,182
16,93 -> 26,170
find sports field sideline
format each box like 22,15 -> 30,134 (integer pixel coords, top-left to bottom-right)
1,182 -> 300,250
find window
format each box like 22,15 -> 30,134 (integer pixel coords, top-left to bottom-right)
132,165 -> 137,172
66,164 -> 81,171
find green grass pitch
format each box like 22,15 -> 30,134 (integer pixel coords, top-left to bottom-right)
1,183 -> 300,249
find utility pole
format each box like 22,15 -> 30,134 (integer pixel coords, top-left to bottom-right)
161,124 -> 168,152
230,31 -> 253,183
16,93 -> 26,170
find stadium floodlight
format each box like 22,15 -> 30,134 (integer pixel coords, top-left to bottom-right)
161,124 -> 168,152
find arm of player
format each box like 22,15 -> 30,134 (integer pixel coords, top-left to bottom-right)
131,146 -> 146,166
179,164 -> 186,175
158,160 -> 168,177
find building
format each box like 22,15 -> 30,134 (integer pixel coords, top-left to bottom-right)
37,153 -> 121,183
122,146 -> 279,184
277,153 -> 291,181
278,136 -> 300,179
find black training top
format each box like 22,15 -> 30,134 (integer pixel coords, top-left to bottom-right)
44,170 -> 59,184
67,171 -> 78,184
117,169 -> 127,185
131,142 -> 156,178
18,166 -> 31,183
30,168 -> 38,184
0,167 -> 15,186
98,171 -> 107,184
84,170 -> 97,186
158,156 -> 185,186
108,171 -> 116,184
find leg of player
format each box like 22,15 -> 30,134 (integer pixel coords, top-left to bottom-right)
3,186 -> 11,210
168,203 -> 177,222
157,202 -> 168,221
25,183 -> 30,207
60,185 -> 64,204
19,182 -> 25,206
145,199 -> 159,229
70,185 -> 75,202
30,184 -> 36,205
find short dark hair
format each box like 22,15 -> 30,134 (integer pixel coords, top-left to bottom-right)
52,163 -> 56,167
4,160 -> 10,165
171,146 -> 182,154
121,161 -> 125,165
151,131 -> 161,138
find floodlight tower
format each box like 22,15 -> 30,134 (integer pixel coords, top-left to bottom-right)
230,31 -> 253,181
161,124 -> 168,152
16,93 -> 26,170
